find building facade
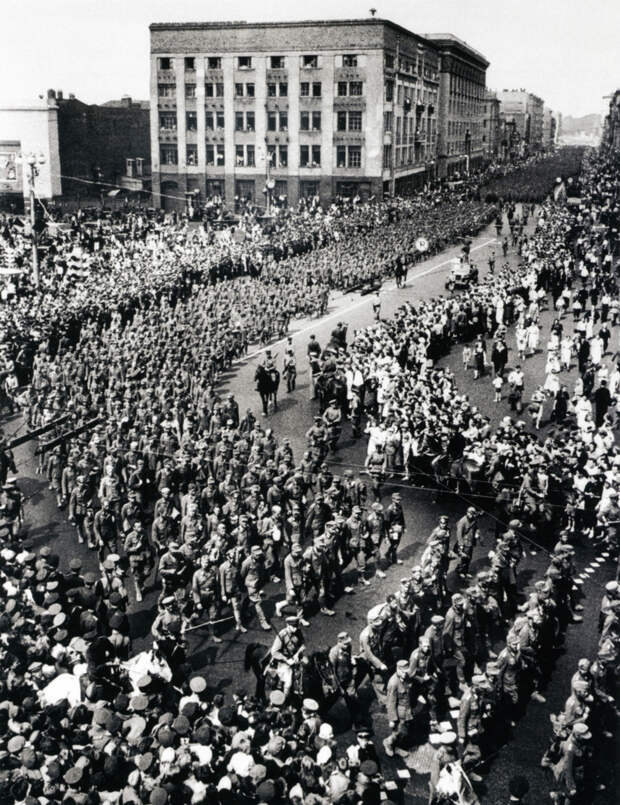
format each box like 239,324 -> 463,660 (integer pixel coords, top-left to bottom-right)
426,34 -> 488,179
602,90 -> 620,150
498,89 -> 545,154
149,19 -> 482,209
542,106 -> 557,150
0,97 -> 62,210
483,89 -> 501,160
53,91 -> 150,198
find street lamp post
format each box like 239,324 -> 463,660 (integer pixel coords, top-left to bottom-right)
20,152 -> 45,289
265,146 -> 276,216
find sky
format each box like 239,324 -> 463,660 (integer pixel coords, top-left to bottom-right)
1,0 -> 618,118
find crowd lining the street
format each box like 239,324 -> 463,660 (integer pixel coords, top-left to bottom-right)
0,148 -> 618,804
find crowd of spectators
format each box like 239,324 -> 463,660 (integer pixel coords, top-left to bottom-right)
0,147 -> 618,803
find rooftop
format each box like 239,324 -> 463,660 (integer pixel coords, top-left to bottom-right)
424,33 -> 489,66
149,17 -> 480,53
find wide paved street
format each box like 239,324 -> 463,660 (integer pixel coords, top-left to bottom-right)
6,211 -> 617,804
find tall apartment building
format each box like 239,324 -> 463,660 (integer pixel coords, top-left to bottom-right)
542,106 -> 557,149
149,19 -> 461,209
427,34 -> 489,179
483,90 -> 501,160
498,89 -> 545,155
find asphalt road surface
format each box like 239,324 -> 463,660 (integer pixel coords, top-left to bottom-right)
6,209 -> 617,804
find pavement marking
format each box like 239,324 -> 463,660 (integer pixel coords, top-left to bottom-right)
241,236 -> 497,364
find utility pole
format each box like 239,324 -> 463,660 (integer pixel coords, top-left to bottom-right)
22,153 -> 44,289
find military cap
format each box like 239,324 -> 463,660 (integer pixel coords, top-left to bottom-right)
605,581 -> 618,593
189,676 -> 207,693
83,572 -> 97,585
471,674 -> 487,686
20,748 -> 37,769
150,787 -> 168,805
172,715 -> 190,736
359,759 -> 379,776
69,558 -> 82,571
439,731 -> 457,745
256,780 -> 276,802
396,660 -> 409,671
7,735 -> 25,753
156,726 -> 175,747
193,725 -> 211,745
302,698 -> 319,712
64,766 -> 83,786
136,752 -> 154,771
269,690 -> 285,706
431,614 -> 445,625
218,706 -> 235,725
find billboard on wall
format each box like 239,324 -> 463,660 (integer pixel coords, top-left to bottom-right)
0,141 -> 22,195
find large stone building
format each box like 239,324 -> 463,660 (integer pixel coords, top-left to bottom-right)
482,89 -> 501,160
149,18 -> 489,209
426,34 -> 489,178
0,96 -> 62,210
498,89 -> 545,154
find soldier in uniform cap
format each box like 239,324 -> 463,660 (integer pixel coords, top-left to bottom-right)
218,546 -> 246,632
68,474 -> 91,544
191,554 -> 222,643
328,631 -> 362,729
123,525 -> 152,602
268,616 -> 305,700
359,611 -> 389,699
407,635 -> 441,731
240,546 -> 271,631
457,674 -> 488,782
383,659 -> 414,756
276,542 -> 309,625
443,593 -> 473,692
550,721 -> 592,804
453,507 -> 480,577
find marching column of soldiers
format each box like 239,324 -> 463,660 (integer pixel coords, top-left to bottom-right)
540,582 -> 619,805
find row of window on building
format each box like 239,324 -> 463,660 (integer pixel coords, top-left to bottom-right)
161,143 -> 363,168
158,54 -> 363,72
160,109 -> 364,133
159,80 -> 364,99
382,144 -> 430,169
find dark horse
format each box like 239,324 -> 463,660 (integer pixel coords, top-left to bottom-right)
254,364 -> 281,416
244,643 -> 339,707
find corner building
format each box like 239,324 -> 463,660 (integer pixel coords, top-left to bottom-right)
149,19 -> 454,209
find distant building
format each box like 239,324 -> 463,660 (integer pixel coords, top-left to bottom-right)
51,90 -> 151,197
498,89 -> 545,154
602,90 -> 620,149
426,34 -> 489,178
0,96 -> 62,209
483,89 -> 501,160
542,106 -> 557,149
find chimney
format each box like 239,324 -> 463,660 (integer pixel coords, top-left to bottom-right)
57,90 -> 63,101
47,89 -> 56,99
121,95 -> 132,108
69,93 -> 75,100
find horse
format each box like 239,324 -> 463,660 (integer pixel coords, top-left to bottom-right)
254,364 -> 280,416
244,643 -> 338,707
